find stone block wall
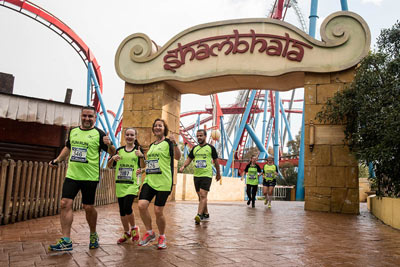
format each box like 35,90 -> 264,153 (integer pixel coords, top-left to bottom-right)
123,82 -> 181,200
304,68 -> 359,214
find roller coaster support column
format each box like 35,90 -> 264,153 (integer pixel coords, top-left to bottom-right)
261,90 -> 269,145
112,98 -> 124,146
244,124 -> 267,157
340,0 -> 349,11
87,67 -> 91,106
296,0 -> 319,201
88,62 -> 117,146
308,0 -> 319,38
279,100 -> 294,143
223,90 -> 257,176
274,92 -> 280,167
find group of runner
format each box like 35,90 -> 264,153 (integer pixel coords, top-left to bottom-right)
48,106 -> 278,252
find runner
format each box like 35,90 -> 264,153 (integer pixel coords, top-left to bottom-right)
263,157 -> 279,208
107,128 -> 144,244
241,155 -> 262,208
179,129 -> 221,225
48,106 -> 115,251
137,119 -> 181,249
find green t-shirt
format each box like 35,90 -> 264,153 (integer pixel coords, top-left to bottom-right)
144,139 -> 174,191
66,127 -> 108,181
188,144 -> 218,178
244,163 -> 262,185
114,146 -> 142,198
263,164 -> 278,181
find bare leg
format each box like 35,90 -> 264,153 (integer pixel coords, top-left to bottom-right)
127,213 -> 135,228
83,204 -> 97,233
138,200 -> 152,231
197,189 -> 209,215
268,186 -> 274,203
120,216 -> 129,232
263,186 -> 268,201
60,198 -> 73,237
154,206 -> 166,235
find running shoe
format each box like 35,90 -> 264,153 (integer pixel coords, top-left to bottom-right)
131,226 -> 140,242
48,238 -> 72,252
89,232 -> 99,249
117,232 -> 131,245
157,235 -> 167,249
194,214 -> 202,225
268,202 -> 272,208
264,198 -> 268,205
138,231 -> 156,246
252,203 -> 255,208
247,200 -> 251,205
202,213 -> 209,220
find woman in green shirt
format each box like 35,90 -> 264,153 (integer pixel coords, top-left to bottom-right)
241,155 -> 262,208
107,128 -> 144,244
138,119 -> 181,249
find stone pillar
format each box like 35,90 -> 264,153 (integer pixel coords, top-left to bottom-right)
304,68 -> 359,214
123,82 -> 181,200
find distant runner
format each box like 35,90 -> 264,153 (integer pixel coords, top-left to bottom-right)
241,155 -> 262,208
180,129 -> 221,224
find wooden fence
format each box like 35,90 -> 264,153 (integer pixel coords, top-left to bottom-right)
0,159 -> 116,225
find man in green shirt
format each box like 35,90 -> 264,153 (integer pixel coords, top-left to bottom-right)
180,129 -> 221,224
48,106 -> 115,251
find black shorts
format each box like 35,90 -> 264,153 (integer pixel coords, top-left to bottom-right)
117,194 -> 137,216
139,183 -> 170,207
194,177 -> 212,192
62,178 -> 98,205
263,179 -> 276,187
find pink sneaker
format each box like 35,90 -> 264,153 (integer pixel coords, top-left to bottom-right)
157,235 -> 167,249
117,232 -> 131,244
138,231 -> 156,246
131,226 -> 139,242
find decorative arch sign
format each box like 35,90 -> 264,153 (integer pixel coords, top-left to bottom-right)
115,11 -> 370,94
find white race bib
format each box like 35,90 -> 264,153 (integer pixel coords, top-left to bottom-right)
195,160 -> 207,169
71,147 -> 88,163
117,168 -> 133,180
145,159 -> 162,174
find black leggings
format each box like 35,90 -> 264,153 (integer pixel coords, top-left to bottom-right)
117,195 -> 136,216
246,184 -> 258,204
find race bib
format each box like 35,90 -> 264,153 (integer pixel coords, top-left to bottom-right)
195,160 -> 207,169
248,174 -> 256,179
70,147 -> 88,163
266,173 -> 273,178
117,168 -> 133,180
145,159 -> 162,174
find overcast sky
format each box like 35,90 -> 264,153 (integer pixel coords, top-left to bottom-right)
0,0 -> 398,137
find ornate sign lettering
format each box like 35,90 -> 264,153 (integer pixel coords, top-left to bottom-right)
163,30 -> 313,72
115,11 -> 370,94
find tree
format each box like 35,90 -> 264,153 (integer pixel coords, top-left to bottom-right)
316,21 -> 400,197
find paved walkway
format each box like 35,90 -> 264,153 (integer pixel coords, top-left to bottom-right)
0,201 -> 399,266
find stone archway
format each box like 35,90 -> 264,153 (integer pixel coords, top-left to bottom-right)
115,11 -> 370,214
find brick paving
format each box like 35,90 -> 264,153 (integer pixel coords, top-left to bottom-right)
0,201 -> 399,266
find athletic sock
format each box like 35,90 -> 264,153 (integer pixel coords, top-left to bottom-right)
159,234 -> 166,238
147,230 -> 153,235
63,237 -> 71,243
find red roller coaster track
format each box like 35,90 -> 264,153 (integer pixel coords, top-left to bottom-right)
1,0 -> 103,110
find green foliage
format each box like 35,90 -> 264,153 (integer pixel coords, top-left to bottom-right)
316,21 -> 400,197
286,132 -> 301,156
358,163 -> 369,178
177,156 -> 195,174
277,163 -> 297,186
